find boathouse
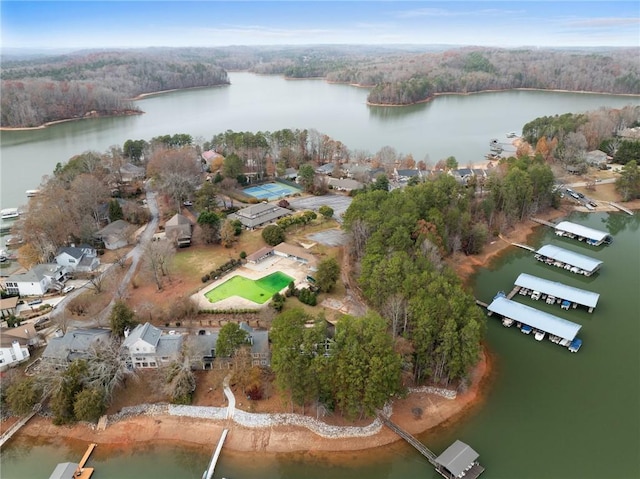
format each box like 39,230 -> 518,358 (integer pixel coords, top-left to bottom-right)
554,221 -> 612,246
514,273 -> 600,313
435,440 -> 485,479
487,296 -> 582,343
535,244 -> 603,276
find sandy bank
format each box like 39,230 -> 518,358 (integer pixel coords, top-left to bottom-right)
9,350 -> 490,453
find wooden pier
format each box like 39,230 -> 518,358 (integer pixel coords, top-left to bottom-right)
380,416 -> 437,462
609,202 -> 634,216
512,243 -> 535,252
531,217 -> 556,227
380,416 -> 484,479
202,429 -> 228,479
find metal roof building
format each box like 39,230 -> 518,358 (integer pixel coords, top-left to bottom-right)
536,244 -> 603,274
487,296 -> 582,340
555,221 -> 612,246
435,440 -> 482,478
514,273 -> 600,310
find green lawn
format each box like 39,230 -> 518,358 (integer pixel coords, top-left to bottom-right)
205,271 -> 294,304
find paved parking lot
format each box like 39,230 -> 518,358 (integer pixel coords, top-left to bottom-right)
288,194 -> 353,223
308,229 -> 349,247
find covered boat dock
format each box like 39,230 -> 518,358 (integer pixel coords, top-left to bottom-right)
554,221 -> 612,246
487,295 -> 583,352
435,440 -> 485,479
514,273 -> 600,313
534,244 -> 603,276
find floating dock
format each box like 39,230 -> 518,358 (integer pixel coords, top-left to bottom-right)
380,416 -> 484,479
534,244 -> 602,276
514,273 -> 600,313
48,443 -> 96,479
487,294 -> 583,352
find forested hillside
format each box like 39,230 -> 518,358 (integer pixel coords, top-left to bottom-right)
3,45 -> 638,126
1,50 -> 229,128
349,48 -> 640,105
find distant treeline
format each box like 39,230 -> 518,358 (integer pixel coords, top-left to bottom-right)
1,50 -> 229,128
3,45 -> 639,126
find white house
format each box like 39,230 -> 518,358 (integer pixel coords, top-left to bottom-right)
122,322 -> 183,369
0,324 -> 38,371
55,245 -> 100,273
4,263 -> 68,296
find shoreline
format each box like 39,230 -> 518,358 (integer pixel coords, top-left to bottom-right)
365,87 -> 640,107
5,347 -> 491,454
0,110 -> 142,132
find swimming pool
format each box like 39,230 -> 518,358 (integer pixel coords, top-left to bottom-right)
205,271 -> 294,304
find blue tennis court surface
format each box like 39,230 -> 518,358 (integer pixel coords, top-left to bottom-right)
244,182 -> 302,201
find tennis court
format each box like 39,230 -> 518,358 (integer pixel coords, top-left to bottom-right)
243,182 -> 302,201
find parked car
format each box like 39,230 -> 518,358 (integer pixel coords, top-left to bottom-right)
183,200 -> 193,207
27,299 -> 43,306
62,285 -> 75,294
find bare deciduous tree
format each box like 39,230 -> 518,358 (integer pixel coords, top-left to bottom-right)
143,240 -> 175,290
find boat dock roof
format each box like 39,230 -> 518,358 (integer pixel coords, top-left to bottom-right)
555,221 -> 611,243
536,244 -> 603,273
514,273 -> 600,309
487,296 -> 582,340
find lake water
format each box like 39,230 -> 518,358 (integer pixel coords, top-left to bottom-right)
1,74 -> 639,478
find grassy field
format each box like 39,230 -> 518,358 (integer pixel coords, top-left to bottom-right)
204,271 -> 294,304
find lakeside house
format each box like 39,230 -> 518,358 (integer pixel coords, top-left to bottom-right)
227,203 -> 291,230
42,328 -> 111,366
55,245 -> 100,273
0,323 -> 39,371
4,263 -> 68,296
122,322 -> 183,369
240,322 -> 270,366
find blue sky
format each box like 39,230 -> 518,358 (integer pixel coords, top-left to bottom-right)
2,1 -> 639,50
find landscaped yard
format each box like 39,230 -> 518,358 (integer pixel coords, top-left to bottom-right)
205,271 -> 294,304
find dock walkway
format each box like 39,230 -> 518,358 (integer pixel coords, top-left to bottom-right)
0,404 -> 40,448
531,217 -> 556,227
609,202 -> 634,216
379,415 -> 437,462
202,429 -> 229,479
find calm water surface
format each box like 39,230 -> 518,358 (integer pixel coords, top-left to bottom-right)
1,74 -> 639,478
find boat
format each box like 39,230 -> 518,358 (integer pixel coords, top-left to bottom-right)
521,324 -> 533,334
1,208 -> 20,220
489,139 -> 503,153
531,291 -> 541,300
506,132 -> 518,138
26,189 -> 40,197
559,338 -> 572,347
534,330 -> 545,341
0,249 -> 7,262
502,318 -> 514,327
561,300 -> 571,310
546,295 -> 556,305
568,338 -> 583,353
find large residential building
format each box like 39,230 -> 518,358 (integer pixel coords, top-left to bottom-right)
122,322 -> 183,369
227,203 -> 291,229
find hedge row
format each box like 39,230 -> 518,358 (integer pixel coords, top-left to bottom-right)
276,210 -> 317,230
201,258 -> 242,283
198,308 -> 260,315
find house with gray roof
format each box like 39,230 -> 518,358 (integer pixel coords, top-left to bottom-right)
4,263 -> 68,296
122,322 -> 183,369
315,163 -> 335,175
94,219 -> 132,250
42,328 -> 111,366
55,245 -> 99,273
240,322 -> 270,366
188,333 -> 219,370
165,213 -> 193,247
227,203 -> 291,229
327,177 -> 364,191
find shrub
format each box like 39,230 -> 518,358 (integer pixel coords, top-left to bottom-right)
262,224 -> 285,246
202,274 -> 211,283
239,251 -> 247,259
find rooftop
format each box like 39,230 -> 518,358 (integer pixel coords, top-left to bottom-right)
488,296 -> 582,340
514,273 -> 600,308
435,440 -> 480,478
554,221 -> 611,243
536,244 -> 603,273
